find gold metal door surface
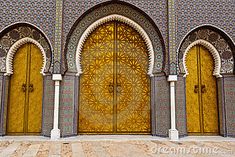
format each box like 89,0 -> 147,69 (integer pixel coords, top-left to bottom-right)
186,45 -> 218,135
79,21 -> 150,134
7,43 -> 43,135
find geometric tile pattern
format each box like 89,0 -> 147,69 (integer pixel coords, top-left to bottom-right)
153,74 -> 170,137
0,0 -> 56,46
53,0 -> 63,73
0,25 -> 52,73
59,76 -> 76,136
178,28 -> 234,74
224,76 -> 235,137
64,3 -> 165,74
176,0 -> 235,47
175,76 -> 187,136
167,0 -> 177,74
41,76 -> 55,137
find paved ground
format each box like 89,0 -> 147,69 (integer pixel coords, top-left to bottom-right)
0,136 -> 234,157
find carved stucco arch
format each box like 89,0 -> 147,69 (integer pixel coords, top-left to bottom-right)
183,39 -> 222,78
75,14 -> 154,76
5,37 -> 47,76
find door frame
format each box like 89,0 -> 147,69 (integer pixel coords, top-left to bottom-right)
77,21 -> 152,134
183,40 -> 222,135
75,15 -> 156,135
1,39 -> 46,135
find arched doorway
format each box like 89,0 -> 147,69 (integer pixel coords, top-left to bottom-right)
7,43 -> 43,135
78,21 -> 151,134
186,45 -> 219,135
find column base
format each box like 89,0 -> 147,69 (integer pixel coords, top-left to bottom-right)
169,129 -> 179,141
50,128 -> 60,140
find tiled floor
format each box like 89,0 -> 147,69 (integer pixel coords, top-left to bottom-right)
0,136 -> 234,157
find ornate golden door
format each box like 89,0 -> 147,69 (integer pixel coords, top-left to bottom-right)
186,45 -> 219,135
7,43 -> 43,135
79,21 -> 150,134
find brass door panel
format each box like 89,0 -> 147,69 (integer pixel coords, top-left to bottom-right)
7,44 -> 28,133
186,45 -> 218,135
200,46 -> 218,133
79,21 -> 150,134
7,43 -> 43,135
27,44 -> 43,133
116,22 -> 150,133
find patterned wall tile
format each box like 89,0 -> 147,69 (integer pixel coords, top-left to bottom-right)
122,0 -> 168,51
41,76 -> 54,136
64,3 -> 165,74
63,0 -> 108,43
0,25 -> 52,73
59,75 -> 77,136
224,76 -> 235,137
167,0 -> 177,74
175,76 -> 187,136
154,74 -> 170,136
0,0 -> 56,46
0,76 -> 9,135
176,0 -> 235,47
178,28 -> 234,74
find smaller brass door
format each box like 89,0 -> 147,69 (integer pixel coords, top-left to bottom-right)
7,43 -> 43,135
186,45 -> 219,135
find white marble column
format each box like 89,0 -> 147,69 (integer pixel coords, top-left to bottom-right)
168,75 -> 179,141
51,74 -> 62,140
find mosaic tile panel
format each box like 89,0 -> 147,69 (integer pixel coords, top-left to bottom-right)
0,0 -> 56,46
167,0 -> 177,74
154,74 -> 170,136
0,76 -> 9,135
41,76 -> 54,137
121,0 -> 168,64
63,0 -> 108,42
64,3 -> 165,74
178,28 -> 234,74
63,0 -> 167,50
175,76 -> 187,136
176,0 -> 235,47
217,77 -> 226,136
0,25 -> 52,73
53,0 -> 63,73
224,76 -> 235,137
59,75 -> 77,137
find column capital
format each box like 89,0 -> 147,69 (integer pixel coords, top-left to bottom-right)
168,75 -> 177,82
52,74 -> 62,81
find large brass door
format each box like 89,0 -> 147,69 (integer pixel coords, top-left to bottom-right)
79,21 -> 150,134
186,45 -> 219,135
7,43 -> 43,135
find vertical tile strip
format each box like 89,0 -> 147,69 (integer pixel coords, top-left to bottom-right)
168,0 -> 177,74
54,0 -> 63,73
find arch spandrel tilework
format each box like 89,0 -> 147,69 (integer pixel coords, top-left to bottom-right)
178,28 -> 234,74
0,24 -> 53,74
64,3 -> 166,74
176,0 -> 235,47
75,14 -> 155,76
0,0 -> 56,45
